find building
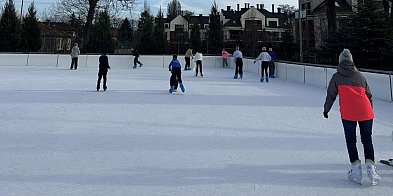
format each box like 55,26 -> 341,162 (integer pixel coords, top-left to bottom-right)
158,14 -> 209,54
221,3 -> 288,56
297,0 -> 386,51
39,21 -> 76,53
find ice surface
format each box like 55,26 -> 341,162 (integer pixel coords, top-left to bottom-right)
0,65 -> 392,196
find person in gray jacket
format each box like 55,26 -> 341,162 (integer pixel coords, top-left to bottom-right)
70,43 -> 80,70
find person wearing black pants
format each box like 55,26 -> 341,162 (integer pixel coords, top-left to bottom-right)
97,53 -> 111,91
168,55 -> 185,93
232,46 -> 243,79
254,47 -> 271,82
132,49 -> 143,68
194,52 -> 203,77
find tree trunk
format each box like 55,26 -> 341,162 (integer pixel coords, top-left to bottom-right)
82,0 -> 99,51
326,0 -> 336,37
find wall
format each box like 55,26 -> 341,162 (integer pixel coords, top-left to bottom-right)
0,53 -> 391,102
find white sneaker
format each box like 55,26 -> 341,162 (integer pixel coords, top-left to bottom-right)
347,160 -> 362,184
366,159 -> 381,185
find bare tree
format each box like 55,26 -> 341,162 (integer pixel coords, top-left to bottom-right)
50,0 -> 137,50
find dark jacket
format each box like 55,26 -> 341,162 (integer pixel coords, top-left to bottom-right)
132,50 -> 140,57
99,55 -> 110,70
324,60 -> 374,121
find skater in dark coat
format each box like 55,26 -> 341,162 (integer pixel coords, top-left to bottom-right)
323,49 -> 380,185
97,52 -> 111,91
168,54 -> 185,93
132,48 -> 143,68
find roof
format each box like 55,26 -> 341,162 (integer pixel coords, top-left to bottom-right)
39,22 -> 75,38
312,0 -> 353,14
221,8 -> 288,28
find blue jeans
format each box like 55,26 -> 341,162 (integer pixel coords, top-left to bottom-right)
342,119 -> 375,163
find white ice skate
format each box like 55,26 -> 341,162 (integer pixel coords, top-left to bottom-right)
347,160 -> 362,185
365,159 -> 380,185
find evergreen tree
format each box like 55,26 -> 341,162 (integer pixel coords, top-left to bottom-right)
87,10 -> 114,53
118,18 -> 133,49
21,2 -> 41,52
280,21 -> 296,61
321,0 -> 393,69
153,7 -> 168,54
0,0 -> 22,52
208,1 -> 223,55
137,1 -> 155,54
190,24 -> 201,52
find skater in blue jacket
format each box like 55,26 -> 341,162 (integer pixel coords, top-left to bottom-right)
168,54 -> 185,93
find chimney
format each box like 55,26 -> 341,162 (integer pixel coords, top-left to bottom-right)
272,4 -> 275,13
257,4 -> 259,9
237,4 -> 240,11
244,3 -> 247,8
261,4 -> 264,9
227,6 -> 231,11
277,8 -> 282,13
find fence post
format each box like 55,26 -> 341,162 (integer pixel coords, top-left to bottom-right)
85,53 -> 89,67
162,54 -> 164,68
303,65 -> 306,84
325,66 -> 328,88
285,63 -> 288,80
56,53 -> 60,67
389,71 -> 392,102
26,53 -> 30,66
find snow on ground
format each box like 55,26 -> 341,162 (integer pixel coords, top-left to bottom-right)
0,64 -> 392,196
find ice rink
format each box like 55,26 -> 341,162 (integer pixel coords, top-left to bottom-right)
1,64 -> 393,195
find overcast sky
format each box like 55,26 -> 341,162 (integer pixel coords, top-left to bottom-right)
3,0 -> 298,19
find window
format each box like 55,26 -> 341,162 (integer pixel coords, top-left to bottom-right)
268,21 -> 278,27
189,24 -> 194,28
204,24 -> 209,29
164,23 -> 169,29
175,24 -> 184,31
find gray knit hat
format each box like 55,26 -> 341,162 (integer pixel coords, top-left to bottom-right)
339,49 -> 353,63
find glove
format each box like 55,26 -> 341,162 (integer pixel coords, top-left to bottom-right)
323,112 -> 328,119
168,68 -> 171,71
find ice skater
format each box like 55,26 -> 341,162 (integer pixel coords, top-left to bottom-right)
96,52 -> 111,91
194,51 -> 203,77
70,43 -> 80,70
323,49 -> 380,185
268,48 -> 277,78
233,45 -> 243,79
132,48 -> 143,68
221,49 -> 231,68
254,47 -> 271,82
185,48 -> 193,70
168,54 -> 185,93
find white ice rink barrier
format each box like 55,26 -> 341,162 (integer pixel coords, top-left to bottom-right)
1,53 -> 392,102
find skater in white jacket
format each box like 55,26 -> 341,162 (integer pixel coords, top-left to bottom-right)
70,43 -> 80,70
254,47 -> 271,82
194,52 -> 203,77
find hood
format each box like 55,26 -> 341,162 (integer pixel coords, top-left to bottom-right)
337,60 -> 358,77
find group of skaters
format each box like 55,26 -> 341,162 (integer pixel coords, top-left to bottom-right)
68,43 -> 391,184
229,45 -> 277,82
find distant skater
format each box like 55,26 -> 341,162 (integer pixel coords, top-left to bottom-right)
194,51 -> 203,77
221,49 -> 231,68
323,49 -> 380,185
254,47 -> 271,82
97,52 -> 111,91
233,45 -> 243,79
168,54 -> 185,93
132,48 -> 143,68
185,48 -> 193,70
268,47 -> 277,78
70,43 -> 80,70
